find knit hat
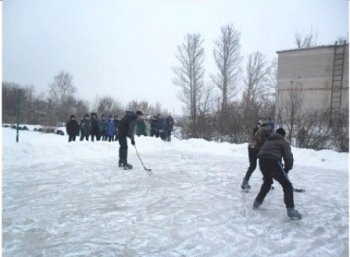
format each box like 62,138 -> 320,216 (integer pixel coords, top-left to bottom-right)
136,110 -> 143,116
276,127 -> 286,137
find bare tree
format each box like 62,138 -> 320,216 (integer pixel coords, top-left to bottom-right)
296,110 -> 331,150
126,100 -> 165,116
295,28 -> 318,48
49,71 -> 76,104
331,112 -> 349,152
75,100 -> 89,120
94,96 -> 115,114
265,58 -> 278,97
2,82 -> 45,124
239,52 -> 271,140
3,82 -> 21,123
242,53 -> 270,111
279,78 -> 304,142
48,71 -> 76,123
212,24 -> 242,134
259,59 -> 277,124
21,86 -> 36,123
173,33 -> 205,137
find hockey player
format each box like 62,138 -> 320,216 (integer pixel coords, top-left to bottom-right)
253,127 -> 302,220
118,110 -> 143,169
241,122 -> 273,190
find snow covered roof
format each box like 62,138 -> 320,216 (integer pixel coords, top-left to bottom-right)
276,43 -> 349,54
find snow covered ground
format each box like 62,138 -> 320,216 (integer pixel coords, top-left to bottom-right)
2,127 -> 349,257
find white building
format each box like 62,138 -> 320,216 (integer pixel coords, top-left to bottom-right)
276,42 -> 349,124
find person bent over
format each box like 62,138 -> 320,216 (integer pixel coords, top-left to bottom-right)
241,122 -> 272,190
253,127 -> 302,220
118,110 -> 143,169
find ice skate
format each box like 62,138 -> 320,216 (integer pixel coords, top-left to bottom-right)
287,208 -> 302,220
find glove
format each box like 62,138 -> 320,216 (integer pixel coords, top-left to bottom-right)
131,139 -> 135,145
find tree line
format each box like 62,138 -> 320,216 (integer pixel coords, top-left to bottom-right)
2,71 -> 169,127
172,24 -> 276,143
172,24 -> 348,152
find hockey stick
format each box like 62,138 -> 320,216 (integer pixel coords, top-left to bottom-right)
133,145 -> 153,175
281,164 -> 305,193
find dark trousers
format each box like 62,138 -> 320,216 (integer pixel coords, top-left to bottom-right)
91,133 -> 101,142
243,147 -> 259,182
68,135 -> 76,142
80,134 -> 89,141
166,131 -> 172,142
118,136 -> 128,164
255,158 -> 294,208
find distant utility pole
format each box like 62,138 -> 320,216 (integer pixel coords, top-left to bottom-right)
16,89 -> 21,142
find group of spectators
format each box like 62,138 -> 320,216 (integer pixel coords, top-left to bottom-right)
137,114 -> 175,142
66,113 -> 118,142
65,112 -> 175,143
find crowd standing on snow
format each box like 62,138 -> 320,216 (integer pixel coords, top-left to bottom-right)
65,112 -> 174,143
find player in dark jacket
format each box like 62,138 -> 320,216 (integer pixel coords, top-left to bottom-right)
241,123 -> 272,190
118,110 -> 143,169
253,127 -> 302,220
66,115 -> 80,142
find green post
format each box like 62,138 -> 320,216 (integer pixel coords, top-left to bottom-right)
16,89 -> 21,142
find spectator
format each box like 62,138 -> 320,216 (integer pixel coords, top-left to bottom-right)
106,115 -> 116,142
80,114 -> 91,141
66,115 -> 79,142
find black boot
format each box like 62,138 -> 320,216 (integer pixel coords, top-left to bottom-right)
287,208 -> 302,220
123,163 -> 133,170
253,199 -> 262,209
241,178 -> 251,191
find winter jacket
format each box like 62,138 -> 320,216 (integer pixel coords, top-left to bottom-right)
66,119 -> 79,136
150,117 -> 159,136
165,116 -> 174,132
136,120 -> 146,136
118,111 -> 138,139
91,117 -> 100,135
157,117 -> 166,133
144,120 -> 151,136
80,118 -> 91,136
100,118 -> 108,133
249,125 -> 273,149
246,126 -> 259,147
258,133 -> 294,171
106,119 -> 116,136
113,118 -> 119,135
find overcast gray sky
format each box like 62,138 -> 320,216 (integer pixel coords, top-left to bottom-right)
3,0 -> 348,115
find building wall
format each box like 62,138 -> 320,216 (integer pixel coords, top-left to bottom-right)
276,44 -> 349,115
